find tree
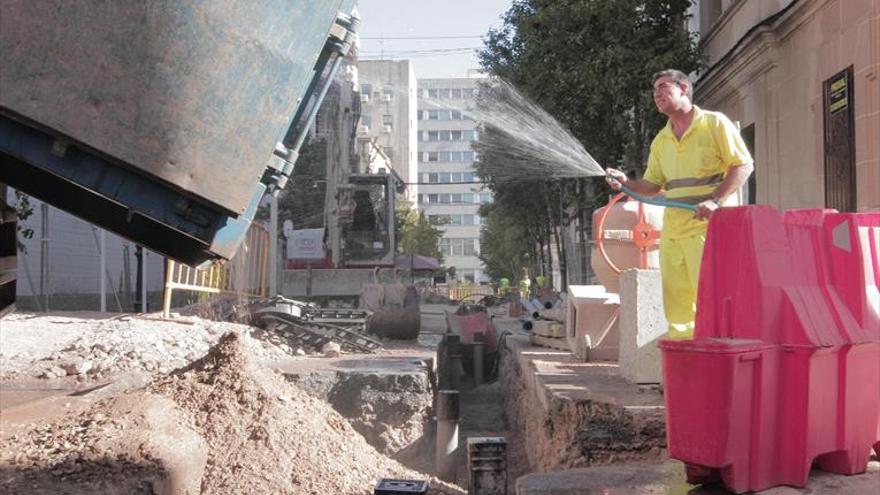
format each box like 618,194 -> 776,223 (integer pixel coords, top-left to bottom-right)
478,202 -> 528,282
395,199 -> 446,263
274,137 -> 328,230
475,0 -> 701,287
479,0 -> 701,169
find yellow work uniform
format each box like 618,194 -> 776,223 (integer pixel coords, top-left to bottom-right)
643,106 -> 752,339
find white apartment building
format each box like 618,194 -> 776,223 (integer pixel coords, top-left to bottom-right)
357,60 -> 419,203
417,77 -> 492,284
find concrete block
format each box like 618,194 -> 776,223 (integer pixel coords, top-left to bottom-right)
538,308 -> 565,323
565,285 -> 620,362
532,320 -> 565,338
618,269 -> 667,384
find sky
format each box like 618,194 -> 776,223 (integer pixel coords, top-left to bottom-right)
356,0 -> 514,78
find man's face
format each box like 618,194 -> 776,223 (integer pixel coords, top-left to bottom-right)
653,76 -> 688,115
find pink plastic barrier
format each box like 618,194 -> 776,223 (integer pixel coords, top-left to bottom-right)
660,206 -> 880,493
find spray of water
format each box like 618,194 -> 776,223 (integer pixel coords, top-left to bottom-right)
419,79 -> 607,182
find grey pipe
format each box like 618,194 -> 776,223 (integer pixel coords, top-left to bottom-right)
520,298 -> 540,319
449,353 -> 462,391
472,333 -> 485,387
436,390 -> 460,482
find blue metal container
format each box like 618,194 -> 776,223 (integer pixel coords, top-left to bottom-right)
0,0 -> 356,264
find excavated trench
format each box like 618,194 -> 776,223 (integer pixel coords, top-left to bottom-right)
0,306 -> 669,494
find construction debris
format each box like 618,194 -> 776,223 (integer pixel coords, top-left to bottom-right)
1,333 -> 464,495
0,312 -> 296,384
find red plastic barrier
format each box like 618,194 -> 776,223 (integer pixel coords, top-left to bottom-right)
446,312 -> 498,352
660,206 -> 880,493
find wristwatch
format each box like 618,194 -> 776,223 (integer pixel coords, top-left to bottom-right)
710,198 -> 723,208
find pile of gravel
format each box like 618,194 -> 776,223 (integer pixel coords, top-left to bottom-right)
0,313 -> 305,383
1,333 -> 463,495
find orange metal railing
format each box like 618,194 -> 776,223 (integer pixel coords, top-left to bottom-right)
162,223 -> 270,317
436,284 -> 496,302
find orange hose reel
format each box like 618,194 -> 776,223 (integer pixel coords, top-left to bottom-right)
596,193 -> 661,274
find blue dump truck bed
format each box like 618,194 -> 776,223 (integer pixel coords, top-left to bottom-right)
0,0 -> 356,265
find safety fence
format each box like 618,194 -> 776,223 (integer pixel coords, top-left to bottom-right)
162,223 -> 270,317
433,284 -> 497,302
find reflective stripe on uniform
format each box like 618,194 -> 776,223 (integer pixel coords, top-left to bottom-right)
663,193 -> 714,204
665,173 -> 725,190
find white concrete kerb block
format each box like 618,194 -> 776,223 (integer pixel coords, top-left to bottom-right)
618,269 -> 667,384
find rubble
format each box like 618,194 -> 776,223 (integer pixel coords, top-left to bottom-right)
0,312 -> 308,383
322,341 -> 342,358
1,333 -> 463,495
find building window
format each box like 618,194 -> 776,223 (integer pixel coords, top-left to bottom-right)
382,114 -> 393,125
361,83 -> 372,95
383,146 -> 393,161
439,238 -> 478,256
428,89 -> 438,98
452,88 -> 462,99
382,85 -> 393,98
442,214 -> 480,226
360,115 -> 371,128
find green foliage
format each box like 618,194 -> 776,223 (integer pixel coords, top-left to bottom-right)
475,0 -> 701,284
479,0 -> 701,169
478,202 -> 528,281
257,137 -> 328,229
395,199 -> 446,263
14,190 -> 34,253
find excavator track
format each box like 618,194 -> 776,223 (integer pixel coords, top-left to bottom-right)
256,313 -> 381,353
247,297 -> 381,353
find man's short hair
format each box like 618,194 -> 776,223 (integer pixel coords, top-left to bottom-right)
653,69 -> 692,97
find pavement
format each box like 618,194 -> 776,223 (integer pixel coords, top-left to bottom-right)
516,459 -> 880,494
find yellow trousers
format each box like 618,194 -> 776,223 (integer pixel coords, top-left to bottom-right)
659,234 -> 706,339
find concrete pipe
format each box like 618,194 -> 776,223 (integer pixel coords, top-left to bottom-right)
436,390 -> 460,482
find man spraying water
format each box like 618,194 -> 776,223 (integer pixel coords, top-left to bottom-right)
606,69 -> 754,340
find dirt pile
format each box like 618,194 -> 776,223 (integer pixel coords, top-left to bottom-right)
1,333 -> 462,494
0,392 -> 204,494
0,313 -> 301,383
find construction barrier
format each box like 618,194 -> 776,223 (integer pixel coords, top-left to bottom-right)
660,206 -> 880,493
440,285 -> 496,302
162,223 -> 270,317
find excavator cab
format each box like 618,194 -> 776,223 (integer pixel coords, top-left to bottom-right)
342,173 -> 398,267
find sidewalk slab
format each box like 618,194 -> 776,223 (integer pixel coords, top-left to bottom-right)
516,459 -> 880,495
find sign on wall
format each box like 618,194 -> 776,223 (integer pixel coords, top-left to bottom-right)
823,66 -> 856,212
